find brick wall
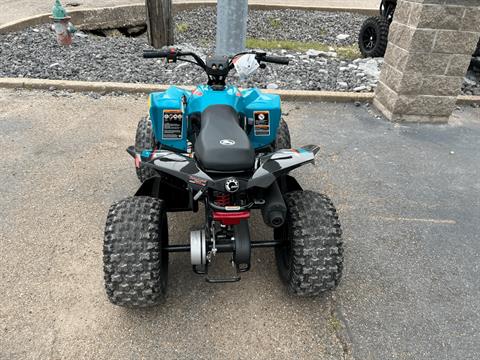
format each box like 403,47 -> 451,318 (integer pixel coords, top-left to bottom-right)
374,0 -> 480,123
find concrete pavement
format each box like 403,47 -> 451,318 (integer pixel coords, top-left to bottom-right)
1,88 -> 479,359
0,89 -> 348,360
0,0 -> 379,26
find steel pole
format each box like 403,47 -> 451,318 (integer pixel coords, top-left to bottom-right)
215,0 -> 248,56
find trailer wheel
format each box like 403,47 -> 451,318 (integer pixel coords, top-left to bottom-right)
359,16 -> 390,58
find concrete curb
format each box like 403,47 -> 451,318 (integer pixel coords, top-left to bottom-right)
0,78 -> 376,102
457,95 -> 480,105
2,77 -> 479,105
0,2 -> 377,34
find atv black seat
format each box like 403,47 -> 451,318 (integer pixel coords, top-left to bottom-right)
195,105 -> 255,172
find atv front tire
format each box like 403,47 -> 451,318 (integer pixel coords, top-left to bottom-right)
135,116 -> 157,182
274,118 -> 291,150
103,196 -> 168,307
359,16 -> 390,58
275,190 -> 343,296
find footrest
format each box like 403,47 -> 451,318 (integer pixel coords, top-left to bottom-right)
205,275 -> 240,283
204,254 -> 241,283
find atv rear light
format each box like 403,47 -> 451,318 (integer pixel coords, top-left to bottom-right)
213,211 -> 250,225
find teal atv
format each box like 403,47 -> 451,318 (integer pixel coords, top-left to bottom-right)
103,49 -> 344,307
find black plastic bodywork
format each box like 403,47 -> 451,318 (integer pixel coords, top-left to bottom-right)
135,176 -> 195,212
128,145 -> 318,212
380,0 -> 397,23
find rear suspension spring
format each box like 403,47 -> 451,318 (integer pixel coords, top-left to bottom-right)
214,193 -> 231,207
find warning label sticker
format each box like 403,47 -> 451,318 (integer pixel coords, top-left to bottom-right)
162,109 -> 183,139
254,111 -> 270,136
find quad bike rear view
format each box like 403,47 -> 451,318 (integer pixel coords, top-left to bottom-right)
103,48 -> 343,307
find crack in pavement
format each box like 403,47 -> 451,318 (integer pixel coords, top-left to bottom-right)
330,293 -> 354,360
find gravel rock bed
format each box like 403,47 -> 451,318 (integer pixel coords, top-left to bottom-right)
0,8 -> 479,95
463,62 -> 480,96
175,7 -> 366,45
0,24 -> 381,92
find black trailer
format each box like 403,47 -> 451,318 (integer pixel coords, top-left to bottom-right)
358,0 -> 480,65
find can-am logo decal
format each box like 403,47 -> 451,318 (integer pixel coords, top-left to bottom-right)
220,139 -> 236,146
225,178 -> 240,193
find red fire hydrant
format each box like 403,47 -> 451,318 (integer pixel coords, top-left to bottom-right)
50,0 -> 77,46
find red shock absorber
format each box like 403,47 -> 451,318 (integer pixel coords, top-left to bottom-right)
214,193 -> 231,207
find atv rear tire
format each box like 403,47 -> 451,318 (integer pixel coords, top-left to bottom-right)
359,16 -> 390,58
135,116 -> 157,182
274,118 -> 291,150
274,190 -> 343,296
103,196 -> 168,307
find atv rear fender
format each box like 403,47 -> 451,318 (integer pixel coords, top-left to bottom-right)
135,175 -> 196,212
127,145 -> 317,201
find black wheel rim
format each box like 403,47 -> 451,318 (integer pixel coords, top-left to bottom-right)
362,27 -> 377,51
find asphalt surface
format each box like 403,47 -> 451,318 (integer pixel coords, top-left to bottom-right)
1,88 -> 479,359
0,89 -> 347,360
294,101 -> 480,360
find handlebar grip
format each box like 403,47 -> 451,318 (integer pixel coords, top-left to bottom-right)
143,49 -> 170,58
263,56 -> 290,65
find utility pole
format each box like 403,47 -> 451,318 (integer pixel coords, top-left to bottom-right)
215,0 -> 248,56
145,0 -> 174,48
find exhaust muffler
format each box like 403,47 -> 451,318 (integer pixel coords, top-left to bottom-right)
261,182 -> 287,228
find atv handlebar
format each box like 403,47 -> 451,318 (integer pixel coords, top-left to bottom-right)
143,48 -> 289,87
261,55 -> 290,65
143,49 -> 170,58
143,49 -> 206,67
143,49 -> 289,66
